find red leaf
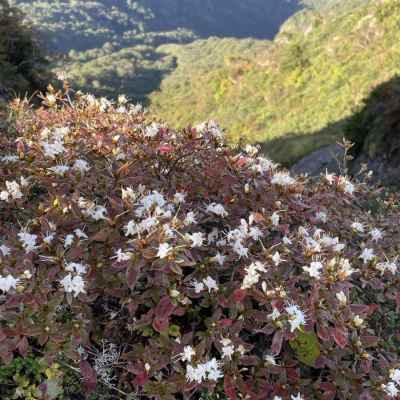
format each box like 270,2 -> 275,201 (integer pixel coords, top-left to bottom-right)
359,390 -> 374,400
317,324 -> 330,342
320,382 -> 336,400
152,317 -> 169,333
224,375 -> 237,400
271,330 -> 284,355
17,336 -> 29,358
133,371 -> 149,386
80,360 -> 97,393
331,327 -> 348,349
126,265 -> 139,290
232,288 -> 246,303
155,296 -> 175,318
158,144 -> 173,154
0,329 -> 7,342
219,319 -> 233,327
360,335 -> 379,348
396,292 -> 400,313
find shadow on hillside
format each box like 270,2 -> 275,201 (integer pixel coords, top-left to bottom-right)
65,47 -> 177,106
259,75 -> 400,174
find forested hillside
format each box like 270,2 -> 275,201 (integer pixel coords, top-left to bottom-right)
11,0 -> 301,53
150,0 -> 400,165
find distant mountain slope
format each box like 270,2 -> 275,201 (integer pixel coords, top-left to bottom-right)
11,0 -> 301,53
149,0 -> 400,165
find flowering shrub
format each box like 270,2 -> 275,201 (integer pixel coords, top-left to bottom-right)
0,87 -> 400,400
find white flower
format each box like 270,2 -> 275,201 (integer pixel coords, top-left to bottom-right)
125,220 -> 138,236
157,243 -> 172,259
174,192 -> 186,204
203,276 -> 218,292
285,304 -> 306,332
140,216 -> 158,232
249,226 -> 263,241
0,244 -> 11,256
264,354 -> 278,366
41,140 -> 65,158
113,249 -> 132,262
336,291 -> 347,305
269,307 -> 281,321
7,181 -> 23,199
18,231 -> 38,253
206,203 -> 228,217
337,258 -> 355,279
74,229 -> 88,239
233,240 -> 249,258
73,159 -> 90,173
184,211 -> 197,225
241,261 -> 266,289
271,172 -> 295,186
250,156 -> 276,173
382,382 -> 399,398
60,274 -> 86,297
376,260 -> 397,275
221,342 -> 235,360
181,346 -> 196,363
389,368 -> 400,385
88,205 -> 108,221
205,358 -> 223,381
192,280 -> 205,294
283,236 -> 292,245
272,251 -> 283,266
186,364 -> 207,384
359,248 -> 375,264
121,186 -> 137,202
53,127 -> 70,140
212,252 -> 226,266
273,397 -> 283,400
144,123 -> 161,138
43,232 -> 55,245
65,262 -> 87,275
0,274 -> 20,292
271,212 -> 280,226
23,270 -> 32,279
0,191 -> 9,201
353,315 -> 364,327
163,224 -> 175,238
303,261 -> 324,279
48,165 -> 70,176
186,232 -> 204,248
369,228 -> 384,242
244,144 -> 259,156
64,234 -> 75,248
0,154 -> 19,163
316,211 -> 327,223
351,221 -> 365,233
291,393 -> 304,400
344,181 -> 355,195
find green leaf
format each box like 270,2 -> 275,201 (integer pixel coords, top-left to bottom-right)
289,331 -> 320,367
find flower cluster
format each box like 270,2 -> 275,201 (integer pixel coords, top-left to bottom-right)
0,89 -> 399,399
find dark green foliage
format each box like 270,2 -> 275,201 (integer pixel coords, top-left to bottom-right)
0,0 -> 50,96
345,75 -> 400,161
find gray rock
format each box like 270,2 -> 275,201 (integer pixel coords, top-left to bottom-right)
291,144 -> 345,176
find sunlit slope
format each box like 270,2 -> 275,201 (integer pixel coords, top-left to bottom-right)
149,0 -> 400,164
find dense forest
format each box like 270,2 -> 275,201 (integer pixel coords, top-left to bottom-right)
0,0 -> 49,97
